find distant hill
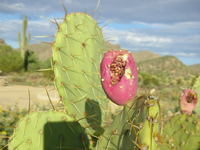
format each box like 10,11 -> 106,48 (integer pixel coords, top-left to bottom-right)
0,39 -> 6,45
1,37 -> 198,77
106,42 -> 122,50
189,64 -> 200,74
131,51 -> 161,62
25,43 -> 161,63
23,43 -> 52,61
17,42 -> 123,61
136,55 -> 198,77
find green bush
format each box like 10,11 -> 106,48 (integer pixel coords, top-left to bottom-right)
24,50 -> 42,72
0,45 -> 24,73
0,103 -> 27,149
142,74 -> 159,86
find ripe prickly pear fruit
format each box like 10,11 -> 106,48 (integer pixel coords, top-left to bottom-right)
179,89 -> 198,115
100,50 -> 138,105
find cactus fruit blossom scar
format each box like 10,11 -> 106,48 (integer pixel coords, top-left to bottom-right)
179,89 -> 198,115
100,50 -> 138,105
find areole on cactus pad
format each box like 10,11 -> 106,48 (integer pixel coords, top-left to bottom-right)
179,89 -> 198,115
100,50 -> 138,105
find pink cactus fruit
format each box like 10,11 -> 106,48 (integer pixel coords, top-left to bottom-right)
100,50 -> 138,105
179,89 -> 198,115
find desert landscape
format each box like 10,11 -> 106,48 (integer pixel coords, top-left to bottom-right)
0,38 -> 199,149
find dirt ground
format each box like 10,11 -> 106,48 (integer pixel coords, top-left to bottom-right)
0,84 -> 123,114
0,85 -> 60,109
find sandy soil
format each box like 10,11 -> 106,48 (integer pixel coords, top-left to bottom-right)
0,85 -> 59,109
0,85 -> 123,114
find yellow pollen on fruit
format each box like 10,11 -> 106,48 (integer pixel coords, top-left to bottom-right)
124,68 -> 132,79
122,54 -> 128,61
120,86 -> 123,89
101,79 -> 104,81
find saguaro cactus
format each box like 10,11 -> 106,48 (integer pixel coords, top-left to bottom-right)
18,15 -> 31,60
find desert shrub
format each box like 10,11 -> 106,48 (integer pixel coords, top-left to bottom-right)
176,77 -> 184,85
0,45 -> 24,73
143,75 -> 151,85
0,103 -> 27,149
25,50 -> 42,72
151,76 -> 159,86
171,93 -> 180,101
142,74 -> 159,86
170,79 -> 177,85
137,73 -> 143,82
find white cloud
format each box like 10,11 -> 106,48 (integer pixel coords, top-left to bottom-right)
102,20 -> 200,60
2,2 -> 23,9
103,27 -> 172,48
63,0 -> 72,3
126,35 -> 171,43
157,52 -> 170,55
10,3 -> 25,11
175,53 -> 196,57
158,52 -> 197,58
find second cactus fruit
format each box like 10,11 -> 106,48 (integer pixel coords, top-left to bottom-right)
179,89 -> 198,115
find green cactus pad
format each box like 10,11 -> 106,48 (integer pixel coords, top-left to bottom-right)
161,113 -> 200,150
193,76 -> 200,114
95,106 -> 130,150
52,12 -> 109,137
136,96 -> 160,150
95,91 -> 161,150
9,111 -> 92,150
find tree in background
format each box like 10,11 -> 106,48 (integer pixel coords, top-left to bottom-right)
24,50 -> 42,72
0,45 -> 24,73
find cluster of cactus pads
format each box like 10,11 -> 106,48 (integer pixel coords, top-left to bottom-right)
9,111 -> 92,149
5,2 -> 200,150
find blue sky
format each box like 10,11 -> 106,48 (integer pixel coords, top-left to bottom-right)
0,0 -> 200,65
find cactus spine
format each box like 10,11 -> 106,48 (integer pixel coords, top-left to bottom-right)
161,113 -> 200,149
18,14 -> 31,60
95,90 -> 161,150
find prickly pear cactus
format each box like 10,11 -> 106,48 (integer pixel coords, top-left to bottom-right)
193,76 -> 200,114
9,111 -> 92,150
52,12 -> 109,137
95,90 -> 161,150
161,113 -> 200,150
